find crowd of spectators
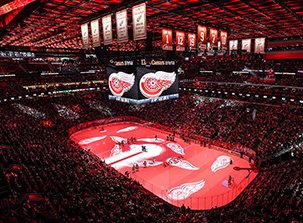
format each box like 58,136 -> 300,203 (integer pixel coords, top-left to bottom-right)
179,57 -> 303,87
1,91 -> 302,222
0,57 -> 102,75
182,80 -> 303,107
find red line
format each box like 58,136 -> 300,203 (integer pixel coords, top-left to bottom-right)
108,151 -> 142,165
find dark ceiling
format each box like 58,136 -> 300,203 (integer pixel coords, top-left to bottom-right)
0,0 -> 302,49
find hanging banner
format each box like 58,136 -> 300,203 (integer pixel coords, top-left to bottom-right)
220,30 -> 227,49
188,33 -> 196,50
242,39 -> 251,53
255,37 -> 266,54
116,9 -> 128,43
162,28 -> 173,51
210,28 -> 218,47
218,41 -> 224,55
207,42 -> 211,51
176,31 -> 185,52
81,23 -> 89,49
198,25 -> 207,51
229,40 -> 238,51
90,19 -> 100,47
132,3 -> 147,40
102,15 -> 112,45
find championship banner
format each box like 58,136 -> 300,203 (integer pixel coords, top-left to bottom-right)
229,40 -> 238,51
197,25 -> 207,51
102,15 -> 112,45
132,3 -> 147,40
90,19 -> 100,47
162,28 -> 173,51
188,33 -> 196,50
210,28 -> 218,47
242,39 -> 251,53
255,37 -> 266,54
81,23 -> 89,49
116,9 -> 128,43
220,30 -> 227,49
176,31 -> 185,52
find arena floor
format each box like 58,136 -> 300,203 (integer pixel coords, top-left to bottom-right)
70,121 -> 258,210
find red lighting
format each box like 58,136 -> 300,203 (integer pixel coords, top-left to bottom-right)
0,0 -> 36,16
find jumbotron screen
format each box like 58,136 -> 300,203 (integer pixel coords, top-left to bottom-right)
107,59 -> 179,104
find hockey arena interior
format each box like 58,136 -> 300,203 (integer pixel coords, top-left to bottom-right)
0,0 -> 303,222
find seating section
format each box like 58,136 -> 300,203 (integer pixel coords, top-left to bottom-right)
181,57 -> 303,86
1,92 -> 302,222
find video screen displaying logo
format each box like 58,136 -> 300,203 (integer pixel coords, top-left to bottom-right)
107,65 -> 138,102
108,71 -> 135,97
107,61 -> 178,104
139,71 -> 176,98
137,66 -> 178,100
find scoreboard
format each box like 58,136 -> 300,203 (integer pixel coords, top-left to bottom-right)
107,59 -> 179,104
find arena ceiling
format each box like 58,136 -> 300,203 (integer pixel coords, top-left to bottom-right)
0,0 -> 302,49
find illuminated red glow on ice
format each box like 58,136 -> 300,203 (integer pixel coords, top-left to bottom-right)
71,122 -> 258,210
